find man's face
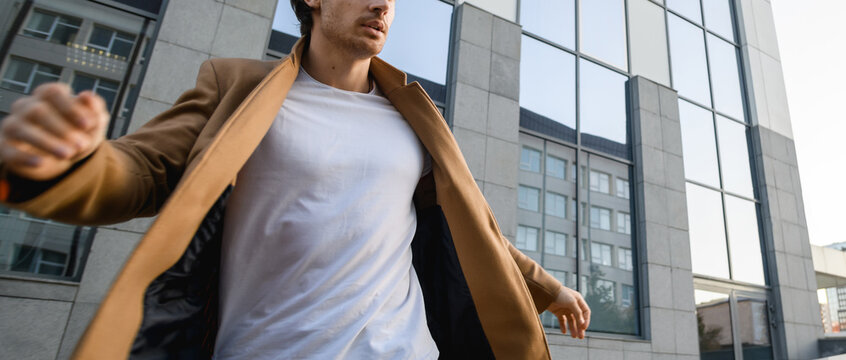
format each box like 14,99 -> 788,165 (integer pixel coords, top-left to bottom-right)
310,0 -> 395,59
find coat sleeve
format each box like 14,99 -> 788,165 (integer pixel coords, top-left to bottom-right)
0,60 -> 222,225
504,235 -> 566,314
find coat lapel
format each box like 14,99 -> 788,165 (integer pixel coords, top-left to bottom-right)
74,41 -> 306,360
376,63 -> 549,358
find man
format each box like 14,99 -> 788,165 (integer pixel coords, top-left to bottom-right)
0,0 -> 590,358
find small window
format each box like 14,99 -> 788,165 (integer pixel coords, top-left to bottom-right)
589,170 -> 611,194
570,163 -> 577,182
621,284 -> 634,307
22,9 -> 81,44
616,212 -> 631,235
546,155 -> 566,179
88,25 -> 136,58
591,242 -> 613,266
71,74 -> 119,110
615,178 -> 630,199
544,231 -> 567,256
520,147 -> 542,172
1,57 -> 61,94
516,225 -> 539,251
617,247 -> 633,271
545,192 -> 567,218
589,206 -> 612,230
518,185 -> 540,211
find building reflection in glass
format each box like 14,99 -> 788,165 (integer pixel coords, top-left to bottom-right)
695,289 -> 735,359
736,296 -> 772,359
0,210 -> 93,279
0,0 -> 155,280
517,133 -> 637,335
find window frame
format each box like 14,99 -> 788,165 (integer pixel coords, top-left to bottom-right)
0,57 -> 62,94
21,8 -> 82,43
87,24 -> 137,58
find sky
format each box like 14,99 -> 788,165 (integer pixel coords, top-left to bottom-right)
771,0 -> 846,246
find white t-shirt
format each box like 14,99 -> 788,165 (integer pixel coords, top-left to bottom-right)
214,68 -> 438,359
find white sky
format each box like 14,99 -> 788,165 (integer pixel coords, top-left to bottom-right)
771,0 -> 846,246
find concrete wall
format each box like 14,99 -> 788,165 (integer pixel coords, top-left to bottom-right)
736,0 -> 824,358
447,4 -> 521,242
737,0 -> 793,139
628,76 -> 699,360
753,125 -> 822,359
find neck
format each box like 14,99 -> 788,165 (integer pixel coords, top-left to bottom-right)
301,35 -> 372,93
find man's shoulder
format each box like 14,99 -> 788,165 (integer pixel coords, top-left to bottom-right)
203,57 -> 286,92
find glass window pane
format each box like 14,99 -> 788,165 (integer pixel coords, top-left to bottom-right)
3,58 -> 35,84
686,183 -> 730,279
1,211 -> 94,280
545,192 -> 567,218
111,38 -> 134,58
707,34 -> 745,121
520,0 -> 575,49
518,185 -> 540,211
579,152 -> 637,334
695,290 -> 735,358
52,23 -> 80,44
520,147 -> 542,172
616,178 -> 630,199
703,0 -> 735,41
520,35 -> 576,134
544,231 -> 568,256
717,116 -> 754,197
379,0 -> 452,85
668,14 -> 711,107
517,225 -> 539,251
71,74 -> 97,94
579,59 -> 629,157
679,100 -> 720,187
737,297 -> 773,358
31,64 -> 62,92
88,26 -> 112,48
580,0 -> 627,70
628,0 -> 670,86
24,10 -> 55,36
546,155 -> 566,179
667,0 -> 702,24
725,196 -> 765,285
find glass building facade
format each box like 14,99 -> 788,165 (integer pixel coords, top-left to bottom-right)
0,0 -> 158,283
0,0 -> 832,359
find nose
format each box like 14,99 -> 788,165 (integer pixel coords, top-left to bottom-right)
369,0 -> 391,15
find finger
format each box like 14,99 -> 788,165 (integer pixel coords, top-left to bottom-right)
568,314 -> 579,338
76,91 -> 110,132
557,314 -> 568,335
579,298 -> 591,330
35,83 -> 90,129
3,118 -> 74,159
0,140 -> 44,168
21,101 -> 89,151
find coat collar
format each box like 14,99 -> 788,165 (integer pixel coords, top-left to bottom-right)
285,37 -> 409,96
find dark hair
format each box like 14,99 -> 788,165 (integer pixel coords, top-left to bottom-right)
290,0 -> 313,37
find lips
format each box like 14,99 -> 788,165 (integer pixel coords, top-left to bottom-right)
363,19 -> 385,33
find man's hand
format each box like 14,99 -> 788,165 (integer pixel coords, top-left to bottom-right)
0,83 -> 110,181
547,286 -> 591,339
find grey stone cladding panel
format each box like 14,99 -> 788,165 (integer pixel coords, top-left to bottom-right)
210,5 -> 273,59
0,297 -> 72,360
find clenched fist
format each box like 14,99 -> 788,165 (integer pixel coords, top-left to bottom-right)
0,83 -> 110,181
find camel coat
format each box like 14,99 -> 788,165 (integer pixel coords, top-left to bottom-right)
2,39 -> 563,359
